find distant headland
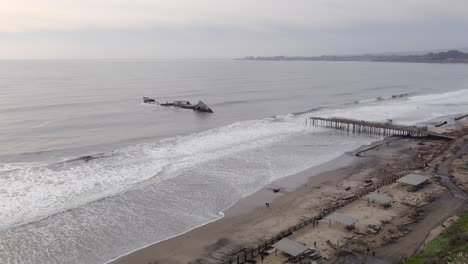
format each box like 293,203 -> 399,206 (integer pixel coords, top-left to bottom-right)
239,50 -> 468,63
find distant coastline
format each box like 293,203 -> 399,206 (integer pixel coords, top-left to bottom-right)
239,49 -> 468,63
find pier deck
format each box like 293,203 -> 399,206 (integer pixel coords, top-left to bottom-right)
307,117 -> 453,140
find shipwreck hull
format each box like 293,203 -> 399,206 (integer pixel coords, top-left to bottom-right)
143,97 -> 213,113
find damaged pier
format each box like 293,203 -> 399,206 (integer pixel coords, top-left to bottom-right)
307,117 -> 453,139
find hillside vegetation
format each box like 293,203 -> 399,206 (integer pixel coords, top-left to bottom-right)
404,212 -> 468,264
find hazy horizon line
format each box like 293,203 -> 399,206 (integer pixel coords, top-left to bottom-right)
1,45 -> 467,61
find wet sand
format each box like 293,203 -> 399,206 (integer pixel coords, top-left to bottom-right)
112,136 -> 409,264
112,118 -> 467,264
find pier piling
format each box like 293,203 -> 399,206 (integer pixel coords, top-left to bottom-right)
306,117 -> 452,140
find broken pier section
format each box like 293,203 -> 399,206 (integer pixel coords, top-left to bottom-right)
307,117 -> 452,139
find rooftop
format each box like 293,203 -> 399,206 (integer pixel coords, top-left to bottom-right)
326,212 -> 358,226
397,174 -> 430,186
367,192 -> 393,204
272,238 -> 309,257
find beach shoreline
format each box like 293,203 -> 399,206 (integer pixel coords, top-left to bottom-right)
111,116 -> 467,264
110,137 -> 397,264
107,145 -> 361,264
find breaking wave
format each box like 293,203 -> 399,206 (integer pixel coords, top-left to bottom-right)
0,114 -> 307,229
1,89 -> 467,231
351,92 -> 413,105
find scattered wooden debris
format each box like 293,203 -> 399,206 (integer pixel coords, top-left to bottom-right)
435,121 -> 448,127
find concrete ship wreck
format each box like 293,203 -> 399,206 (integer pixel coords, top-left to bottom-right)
143,97 -> 213,113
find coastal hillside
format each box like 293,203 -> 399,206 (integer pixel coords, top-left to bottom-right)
241,50 -> 468,63
403,212 -> 468,264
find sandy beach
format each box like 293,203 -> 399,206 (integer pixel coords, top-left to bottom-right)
112,117 -> 468,264
4,3 -> 468,264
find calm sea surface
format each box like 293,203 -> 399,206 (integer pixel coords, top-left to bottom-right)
0,59 -> 467,264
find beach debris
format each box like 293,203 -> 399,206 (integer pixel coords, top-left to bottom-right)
367,224 -> 381,234
326,240 -> 337,250
265,202 -> 270,207
272,188 -> 281,193
341,194 -> 355,200
74,153 -> 114,162
391,93 -> 409,98
81,156 -> 94,162
335,248 -> 365,264
454,114 -> 468,120
435,121 -> 448,127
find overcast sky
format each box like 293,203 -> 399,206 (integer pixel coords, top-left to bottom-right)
1,0 -> 468,59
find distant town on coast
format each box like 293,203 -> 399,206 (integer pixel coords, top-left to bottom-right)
240,49 -> 468,63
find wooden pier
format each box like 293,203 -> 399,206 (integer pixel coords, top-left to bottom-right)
307,117 -> 453,139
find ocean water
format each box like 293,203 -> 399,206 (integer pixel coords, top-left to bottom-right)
0,59 -> 467,264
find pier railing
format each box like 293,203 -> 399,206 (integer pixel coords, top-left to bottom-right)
307,117 -> 426,137
307,117 -> 453,139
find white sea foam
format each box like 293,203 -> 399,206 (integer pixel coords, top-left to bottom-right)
0,113 -> 310,229
0,89 -> 467,232
319,88 -> 468,124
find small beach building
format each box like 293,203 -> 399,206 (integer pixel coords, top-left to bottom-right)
367,192 -> 393,206
397,174 -> 430,191
272,238 -> 316,262
325,212 -> 358,229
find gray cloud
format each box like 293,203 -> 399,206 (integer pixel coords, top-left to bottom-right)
1,0 -> 468,58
